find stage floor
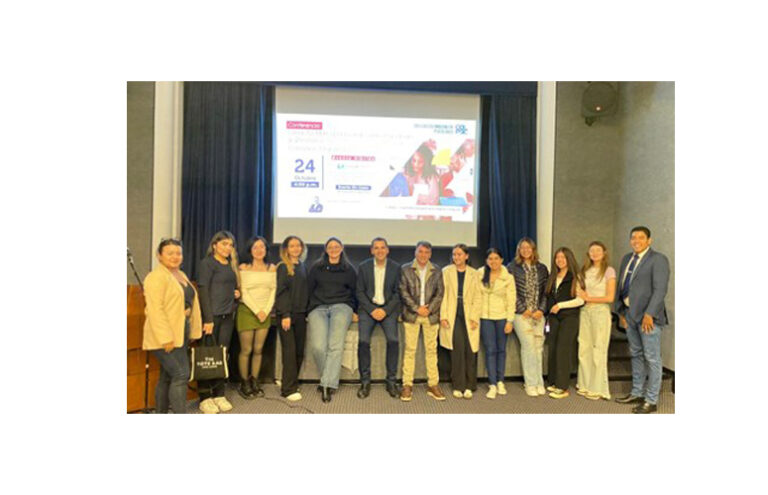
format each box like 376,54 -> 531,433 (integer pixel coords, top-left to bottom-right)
179,379 -> 674,414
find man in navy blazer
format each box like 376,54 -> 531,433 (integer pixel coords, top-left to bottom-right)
614,226 -> 670,413
355,237 -> 402,398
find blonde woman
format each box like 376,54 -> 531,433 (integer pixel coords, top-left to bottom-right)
576,241 -> 616,400
197,230 -> 240,414
440,244 -> 481,399
477,248 -> 516,399
275,235 -> 309,401
142,239 -> 202,413
507,238 -> 549,396
236,236 -> 276,400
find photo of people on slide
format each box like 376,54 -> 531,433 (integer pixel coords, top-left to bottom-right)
380,139 -> 440,205
439,139 -> 475,211
380,137 -> 476,211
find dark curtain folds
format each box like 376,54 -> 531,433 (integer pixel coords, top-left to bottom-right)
180,82 -> 536,279
487,94 -> 538,260
181,82 -> 272,280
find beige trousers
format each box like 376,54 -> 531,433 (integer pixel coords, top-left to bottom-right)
402,316 -> 439,387
577,303 -> 612,398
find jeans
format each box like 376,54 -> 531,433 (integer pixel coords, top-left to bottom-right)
151,325 -> 190,414
625,317 -> 663,404
513,314 -> 545,389
307,304 -> 353,389
357,310 -> 399,385
480,319 -> 508,384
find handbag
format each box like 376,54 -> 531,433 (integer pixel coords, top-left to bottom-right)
189,333 -> 229,382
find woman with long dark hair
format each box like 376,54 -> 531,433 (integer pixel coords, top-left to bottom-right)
477,248 -> 516,399
575,241 -> 616,400
197,230 -> 240,413
306,237 -> 358,403
143,239 -> 202,413
545,247 -> 585,399
508,238 -> 549,397
275,235 -> 309,402
381,141 -> 439,205
439,244 -> 481,399
236,236 -> 276,399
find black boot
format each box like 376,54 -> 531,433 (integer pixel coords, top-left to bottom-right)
250,376 -> 265,398
386,381 -> 400,398
357,382 -> 371,399
322,387 -> 332,403
238,378 -> 255,400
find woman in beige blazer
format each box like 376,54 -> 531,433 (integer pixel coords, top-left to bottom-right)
440,244 -> 481,399
142,239 -> 202,413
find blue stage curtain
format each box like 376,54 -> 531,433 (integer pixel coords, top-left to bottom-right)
487,94 -> 538,260
180,82 -> 536,277
181,82 -> 272,280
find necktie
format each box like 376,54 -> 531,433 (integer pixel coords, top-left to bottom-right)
620,254 -> 639,300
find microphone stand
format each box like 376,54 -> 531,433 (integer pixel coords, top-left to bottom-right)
127,248 -> 151,413
127,248 -> 144,291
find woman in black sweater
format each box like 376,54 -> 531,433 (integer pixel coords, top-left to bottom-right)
275,235 -> 309,402
197,230 -> 240,414
306,237 -> 358,403
544,247 -> 585,399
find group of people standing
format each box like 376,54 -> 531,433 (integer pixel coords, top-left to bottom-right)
141,226 -> 669,414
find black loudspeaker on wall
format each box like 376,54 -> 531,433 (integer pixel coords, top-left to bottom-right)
582,82 -> 618,126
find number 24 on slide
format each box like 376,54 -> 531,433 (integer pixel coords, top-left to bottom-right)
291,158 -> 320,189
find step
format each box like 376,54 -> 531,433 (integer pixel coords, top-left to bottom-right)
608,339 -> 630,358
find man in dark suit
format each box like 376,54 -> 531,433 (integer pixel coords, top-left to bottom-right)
614,226 -> 670,414
355,237 -> 402,398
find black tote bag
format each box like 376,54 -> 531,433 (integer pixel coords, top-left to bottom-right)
189,334 -> 229,382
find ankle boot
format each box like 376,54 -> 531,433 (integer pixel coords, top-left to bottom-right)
250,376 -> 265,398
238,378 -> 255,400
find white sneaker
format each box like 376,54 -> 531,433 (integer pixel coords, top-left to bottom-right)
496,381 -> 507,395
453,390 -> 463,398
286,392 -> 302,402
537,385 -> 546,395
199,398 -> 219,414
486,385 -> 497,399
525,386 -> 539,397
213,396 -> 233,412
463,389 -> 473,399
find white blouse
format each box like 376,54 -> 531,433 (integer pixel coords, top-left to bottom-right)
584,266 -> 616,298
240,270 -> 276,316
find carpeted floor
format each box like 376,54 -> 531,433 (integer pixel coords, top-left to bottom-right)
183,378 -> 674,414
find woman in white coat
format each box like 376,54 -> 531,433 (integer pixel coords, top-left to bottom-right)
440,244 -> 481,399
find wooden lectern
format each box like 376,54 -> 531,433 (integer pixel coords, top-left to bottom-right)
127,285 -> 197,412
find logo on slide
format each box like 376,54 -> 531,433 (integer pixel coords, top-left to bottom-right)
455,124 -> 468,135
309,197 -> 323,213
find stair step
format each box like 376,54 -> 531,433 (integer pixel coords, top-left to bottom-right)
608,339 -> 630,357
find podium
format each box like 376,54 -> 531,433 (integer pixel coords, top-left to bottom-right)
127,285 -> 198,412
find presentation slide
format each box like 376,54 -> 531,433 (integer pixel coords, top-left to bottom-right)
276,115 -> 477,221
273,87 -> 481,246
